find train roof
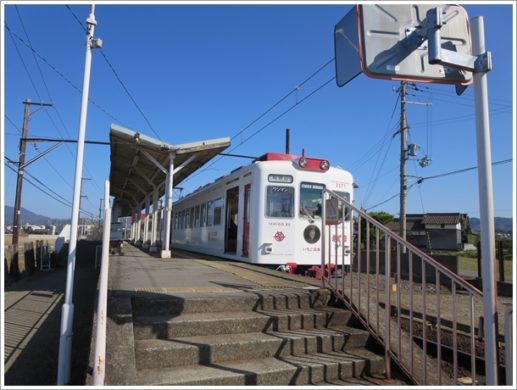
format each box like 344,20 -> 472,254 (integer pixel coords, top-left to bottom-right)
176,152 -> 353,204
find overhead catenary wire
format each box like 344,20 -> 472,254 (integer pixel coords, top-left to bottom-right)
65,4 -> 163,141
184,70 -> 337,184
229,58 -> 335,141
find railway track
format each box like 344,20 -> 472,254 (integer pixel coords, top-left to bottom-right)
396,311 -> 508,385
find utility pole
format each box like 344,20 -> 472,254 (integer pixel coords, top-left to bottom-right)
12,99 -> 52,249
399,81 -> 407,242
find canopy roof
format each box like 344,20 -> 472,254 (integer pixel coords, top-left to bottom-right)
109,124 -> 231,216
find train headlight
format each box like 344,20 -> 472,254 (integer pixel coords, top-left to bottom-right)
320,160 -> 330,171
299,158 -> 308,168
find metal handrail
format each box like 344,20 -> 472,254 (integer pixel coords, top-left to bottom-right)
320,188 -> 491,385
325,189 -> 483,295
93,181 -> 111,385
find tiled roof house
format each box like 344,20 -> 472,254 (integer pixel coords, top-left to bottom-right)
388,213 -> 470,251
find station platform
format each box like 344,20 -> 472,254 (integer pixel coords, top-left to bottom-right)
101,244 -> 403,386
108,243 -> 321,297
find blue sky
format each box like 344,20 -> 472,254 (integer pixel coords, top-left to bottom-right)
2,1 -> 515,222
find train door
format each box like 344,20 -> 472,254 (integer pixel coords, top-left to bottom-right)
225,186 -> 239,253
242,184 -> 251,257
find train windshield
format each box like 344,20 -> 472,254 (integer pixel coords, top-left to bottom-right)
266,186 -> 294,218
299,182 -> 325,220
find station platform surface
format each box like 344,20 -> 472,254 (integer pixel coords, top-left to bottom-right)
108,243 -> 321,298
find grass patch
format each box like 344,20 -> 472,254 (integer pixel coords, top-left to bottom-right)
458,256 -> 513,280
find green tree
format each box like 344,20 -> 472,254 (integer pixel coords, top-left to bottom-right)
358,211 -> 394,249
368,211 -> 394,226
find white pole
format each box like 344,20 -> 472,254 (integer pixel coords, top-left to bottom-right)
93,181 -> 111,385
161,154 -> 174,258
472,16 -> 498,385
57,4 -> 97,385
144,194 -> 150,246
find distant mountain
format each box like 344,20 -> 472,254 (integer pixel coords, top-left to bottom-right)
4,205 -> 69,226
470,217 -> 513,233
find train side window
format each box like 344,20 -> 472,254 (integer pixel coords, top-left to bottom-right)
185,209 -> 190,228
213,198 -> 224,225
181,210 -> 185,229
200,203 -> 207,227
190,207 -> 195,228
207,200 -> 214,227
300,182 -> 325,219
194,205 -> 200,228
266,186 -> 294,218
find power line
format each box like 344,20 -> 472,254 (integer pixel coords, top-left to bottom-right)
98,50 -> 163,140
420,158 -> 512,181
185,75 -> 336,184
409,106 -> 511,130
365,180 -> 420,211
5,23 -> 124,125
6,25 -> 42,101
410,83 -> 512,107
360,126 -> 397,208
5,20 -> 104,199
64,4 -> 163,141
5,160 -> 96,218
15,5 -> 54,103
230,58 -> 335,141
4,114 -> 22,133
65,4 -> 87,33
365,158 -> 512,211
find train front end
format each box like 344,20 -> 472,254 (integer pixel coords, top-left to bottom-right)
252,153 -> 354,271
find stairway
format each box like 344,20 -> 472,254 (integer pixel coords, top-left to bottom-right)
125,287 -> 393,386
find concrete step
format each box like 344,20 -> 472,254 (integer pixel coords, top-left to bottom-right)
135,326 -> 370,370
131,288 -> 331,316
313,377 -> 408,386
133,307 -> 352,339
135,349 -> 386,385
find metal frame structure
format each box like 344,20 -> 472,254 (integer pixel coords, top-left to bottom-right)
109,124 -> 230,258
335,4 -> 500,385
319,189 -> 512,385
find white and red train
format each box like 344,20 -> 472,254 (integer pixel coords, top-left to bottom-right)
170,152 -> 354,269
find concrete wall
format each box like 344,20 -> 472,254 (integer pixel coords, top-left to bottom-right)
353,250 -> 459,287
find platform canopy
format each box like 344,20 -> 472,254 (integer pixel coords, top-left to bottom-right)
109,124 -> 231,216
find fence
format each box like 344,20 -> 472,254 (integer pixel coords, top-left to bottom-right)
4,240 -> 52,285
320,189 -> 509,385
